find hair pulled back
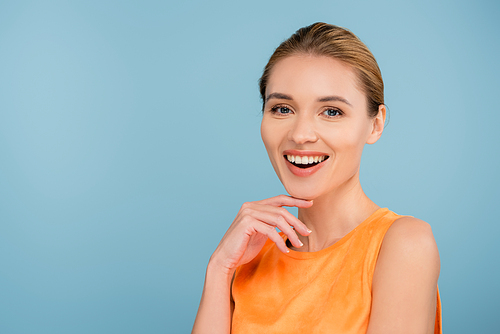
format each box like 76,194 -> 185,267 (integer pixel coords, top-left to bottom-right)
259,22 -> 384,118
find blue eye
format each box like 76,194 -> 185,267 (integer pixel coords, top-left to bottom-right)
271,106 -> 292,115
323,108 -> 342,117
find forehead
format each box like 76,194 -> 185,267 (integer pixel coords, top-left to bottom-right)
266,55 -> 365,107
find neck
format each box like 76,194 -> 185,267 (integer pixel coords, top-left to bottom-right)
295,172 -> 379,252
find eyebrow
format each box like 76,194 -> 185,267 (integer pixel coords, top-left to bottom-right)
317,95 -> 352,106
265,92 -> 352,107
265,92 -> 293,103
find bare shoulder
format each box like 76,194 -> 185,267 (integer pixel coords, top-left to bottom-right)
380,216 -> 440,272
367,216 -> 440,333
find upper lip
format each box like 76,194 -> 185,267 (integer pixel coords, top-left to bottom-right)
282,149 -> 329,157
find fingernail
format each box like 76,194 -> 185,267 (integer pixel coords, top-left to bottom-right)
299,240 -> 304,247
307,229 -> 312,233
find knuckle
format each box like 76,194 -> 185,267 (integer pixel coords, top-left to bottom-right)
265,225 -> 275,233
273,214 -> 283,224
259,225 -> 271,235
241,202 -> 251,209
240,214 -> 253,224
266,224 -> 277,232
240,207 -> 253,216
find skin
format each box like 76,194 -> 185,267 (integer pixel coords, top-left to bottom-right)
192,55 -> 440,334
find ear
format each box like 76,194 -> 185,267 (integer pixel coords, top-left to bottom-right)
366,105 -> 386,145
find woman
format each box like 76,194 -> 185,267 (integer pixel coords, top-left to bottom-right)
192,23 -> 441,334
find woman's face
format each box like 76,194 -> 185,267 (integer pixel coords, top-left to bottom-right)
261,55 -> 384,200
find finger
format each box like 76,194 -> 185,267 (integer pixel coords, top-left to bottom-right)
252,223 -> 289,254
275,216 -> 304,248
258,194 -> 313,209
252,203 -> 311,237
245,209 -> 303,248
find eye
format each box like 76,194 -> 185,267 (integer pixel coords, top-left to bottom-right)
270,105 -> 293,115
322,108 -> 343,118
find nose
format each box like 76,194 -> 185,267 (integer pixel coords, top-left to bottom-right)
288,116 -> 318,144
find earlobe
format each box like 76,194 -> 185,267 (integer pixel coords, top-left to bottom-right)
366,105 -> 386,145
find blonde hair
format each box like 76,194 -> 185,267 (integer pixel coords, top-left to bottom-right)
259,22 -> 384,117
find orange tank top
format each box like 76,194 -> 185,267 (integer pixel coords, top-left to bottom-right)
232,208 -> 442,333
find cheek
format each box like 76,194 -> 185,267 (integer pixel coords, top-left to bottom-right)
260,118 -> 286,181
261,116 -> 290,145
260,118 -> 273,151
322,123 -> 368,155
260,117 -> 281,160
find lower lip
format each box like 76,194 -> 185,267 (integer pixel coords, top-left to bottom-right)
284,157 -> 327,177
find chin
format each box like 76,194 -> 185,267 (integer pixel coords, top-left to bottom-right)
284,184 -> 322,201
275,169 -> 326,201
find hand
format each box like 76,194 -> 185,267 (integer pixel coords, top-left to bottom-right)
209,195 -> 313,275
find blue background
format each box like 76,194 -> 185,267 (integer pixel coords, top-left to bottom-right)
1,0 -> 499,332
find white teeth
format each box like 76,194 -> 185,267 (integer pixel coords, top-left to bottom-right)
286,155 -> 328,164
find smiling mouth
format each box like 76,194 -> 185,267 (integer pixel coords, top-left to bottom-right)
284,155 -> 330,169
